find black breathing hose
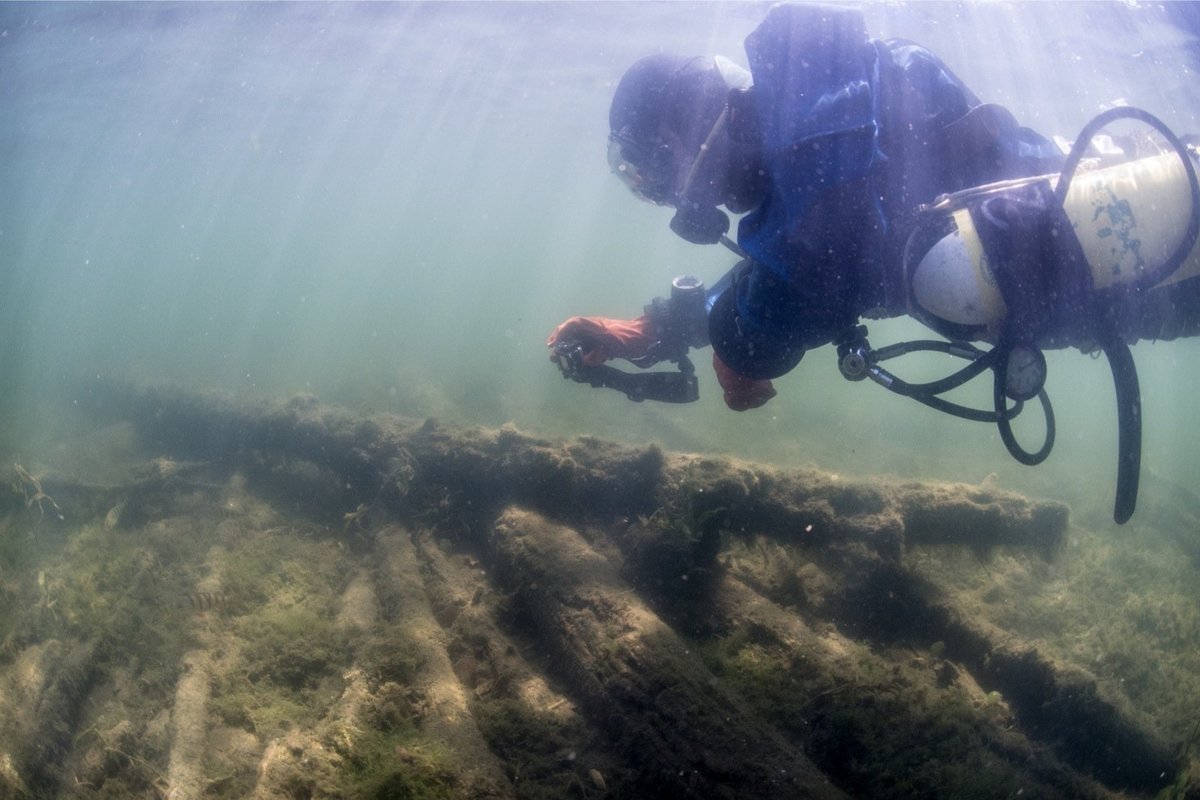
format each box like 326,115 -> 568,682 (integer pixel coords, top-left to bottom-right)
993,354 -> 1056,466
1104,337 -> 1142,524
840,335 -> 1054,443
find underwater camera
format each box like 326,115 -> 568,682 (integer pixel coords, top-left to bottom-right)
553,274 -> 706,404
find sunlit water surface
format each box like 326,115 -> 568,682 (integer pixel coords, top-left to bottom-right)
3,2 -> 1199,528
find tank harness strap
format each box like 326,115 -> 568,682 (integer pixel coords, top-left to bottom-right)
966,176 -> 1141,523
967,179 -> 1097,346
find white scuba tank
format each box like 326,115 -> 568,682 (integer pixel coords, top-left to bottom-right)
912,152 -> 1200,331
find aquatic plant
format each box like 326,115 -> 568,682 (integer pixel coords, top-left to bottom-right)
1156,720 -> 1200,800
10,464 -> 63,522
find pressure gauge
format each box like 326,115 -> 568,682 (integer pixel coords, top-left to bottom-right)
1003,344 -> 1047,402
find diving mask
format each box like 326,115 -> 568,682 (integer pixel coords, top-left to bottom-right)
607,127 -> 676,205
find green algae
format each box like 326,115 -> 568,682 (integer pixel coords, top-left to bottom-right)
342,729 -> 459,800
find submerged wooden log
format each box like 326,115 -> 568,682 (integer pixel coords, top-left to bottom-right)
6,379 -> 1173,797
0,638 -> 104,797
919,598 -> 1178,792
374,526 -> 514,799
706,574 -> 1126,800
82,381 -> 1070,554
166,651 -> 211,800
488,505 -> 847,800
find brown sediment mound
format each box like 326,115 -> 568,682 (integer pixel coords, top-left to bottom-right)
0,381 -> 1189,799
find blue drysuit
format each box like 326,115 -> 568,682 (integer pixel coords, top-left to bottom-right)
716,3 -> 1063,378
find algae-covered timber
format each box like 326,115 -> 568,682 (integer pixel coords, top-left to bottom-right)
0,380 -> 1194,799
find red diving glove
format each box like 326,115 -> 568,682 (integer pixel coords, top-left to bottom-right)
713,352 -> 776,411
547,315 -> 657,367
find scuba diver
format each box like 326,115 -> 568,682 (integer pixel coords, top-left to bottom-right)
547,3 -> 1200,523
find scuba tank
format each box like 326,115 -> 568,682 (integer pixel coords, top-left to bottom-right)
912,149 -> 1200,334
894,107 -> 1200,523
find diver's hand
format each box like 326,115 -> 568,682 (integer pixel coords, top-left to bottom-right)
547,315 -> 656,371
713,353 -> 776,411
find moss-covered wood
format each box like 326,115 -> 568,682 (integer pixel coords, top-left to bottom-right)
0,382 -> 1193,799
